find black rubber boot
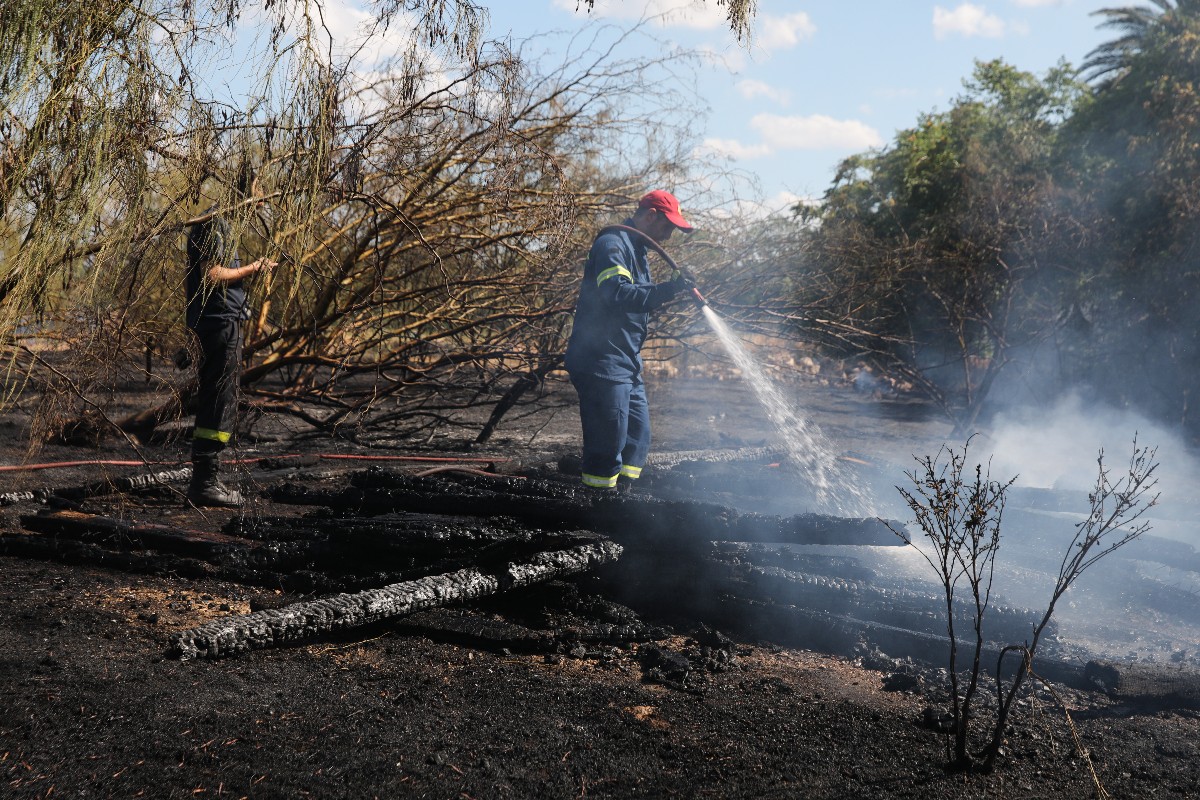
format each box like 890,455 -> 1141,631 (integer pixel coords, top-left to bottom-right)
188,452 -> 243,507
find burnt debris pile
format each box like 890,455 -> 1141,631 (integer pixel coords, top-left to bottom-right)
2,449 -> 1198,698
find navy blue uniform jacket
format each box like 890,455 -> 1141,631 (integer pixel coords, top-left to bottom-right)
186,210 -> 249,330
565,222 -> 677,382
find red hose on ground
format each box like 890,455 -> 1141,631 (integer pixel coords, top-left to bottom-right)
0,453 -> 511,473
0,460 -> 173,473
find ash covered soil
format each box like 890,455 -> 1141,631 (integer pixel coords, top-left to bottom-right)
2,375 -> 1199,798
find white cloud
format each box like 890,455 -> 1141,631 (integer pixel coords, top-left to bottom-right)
698,138 -> 772,160
313,0 -> 417,66
695,114 -> 883,164
551,0 -> 726,31
709,190 -> 814,221
756,12 -> 816,50
751,113 -> 884,151
761,190 -> 812,215
735,79 -> 790,106
933,4 -> 1008,40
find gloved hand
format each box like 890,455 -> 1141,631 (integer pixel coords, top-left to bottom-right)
669,269 -> 696,293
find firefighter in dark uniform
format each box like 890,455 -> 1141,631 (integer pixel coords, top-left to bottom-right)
184,175 -> 275,507
564,190 -> 695,490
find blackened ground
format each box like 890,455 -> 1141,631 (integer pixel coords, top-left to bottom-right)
2,375 -> 1199,798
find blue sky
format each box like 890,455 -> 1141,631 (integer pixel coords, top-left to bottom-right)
484,0 -> 1120,212
207,0 -> 1124,213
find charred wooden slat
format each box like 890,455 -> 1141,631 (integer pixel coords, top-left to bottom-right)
12,506 -> 615,597
227,512 -> 545,551
713,542 -> 878,581
392,607 -> 662,654
168,539 -> 624,660
1010,485 -> 1200,523
1084,660 -> 1200,709
733,563 -> 1046,645
1118,534 -> 1200,576
698,594 -> 1091,689
20,509 -> 257,558
394,608 -> 555,651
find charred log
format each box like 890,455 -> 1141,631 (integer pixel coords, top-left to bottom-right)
392,606 -> 663,655
0,467 -> 193,508
0,532 -> 218,579
266,469 -> 901,547
20,509 -> 258,559
168,538 -> 624,660
1084,660 -> 1200,709
11,507 -> 616,595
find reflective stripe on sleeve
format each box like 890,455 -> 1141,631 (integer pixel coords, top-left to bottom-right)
193,427 -> 232,443
581,472 -> 619,489
596,265 -> 633,287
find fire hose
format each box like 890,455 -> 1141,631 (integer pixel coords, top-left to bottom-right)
597,224 -> 708,308
0,454 -> 509,473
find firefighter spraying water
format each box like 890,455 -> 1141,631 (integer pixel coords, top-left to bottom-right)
566,191 -> 872,514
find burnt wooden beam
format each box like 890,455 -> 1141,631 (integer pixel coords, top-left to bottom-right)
267,471 -> 902,547
695,594 -> 1093,691
169,538 -> 623,660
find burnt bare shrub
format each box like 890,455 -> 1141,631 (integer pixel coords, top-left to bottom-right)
890,437 -> 1159,781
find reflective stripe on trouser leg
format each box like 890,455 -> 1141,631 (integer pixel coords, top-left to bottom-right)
619,381 -> 650,480
193,318 -> 241,453
570,373 -> 637,486
581,472 -> 619,489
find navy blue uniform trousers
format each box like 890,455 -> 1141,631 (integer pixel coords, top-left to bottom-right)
570,373 -> 650,488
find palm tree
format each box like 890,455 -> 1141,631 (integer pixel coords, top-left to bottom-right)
1082,0 -> 1200,85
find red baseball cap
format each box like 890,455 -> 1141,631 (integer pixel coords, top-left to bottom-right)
638,190 -> 694,232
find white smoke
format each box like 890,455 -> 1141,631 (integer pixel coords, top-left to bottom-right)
981,390 -> 1199,510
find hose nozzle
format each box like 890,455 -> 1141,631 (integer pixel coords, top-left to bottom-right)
690,286 -> 708,308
